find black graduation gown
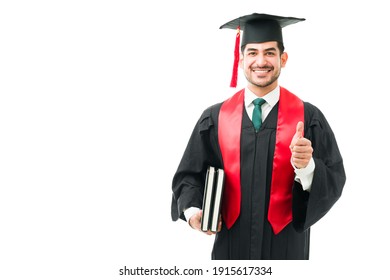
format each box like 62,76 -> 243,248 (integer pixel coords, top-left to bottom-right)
171,100 -> 346,260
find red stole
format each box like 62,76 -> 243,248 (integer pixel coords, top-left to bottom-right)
218,87 -> 304,234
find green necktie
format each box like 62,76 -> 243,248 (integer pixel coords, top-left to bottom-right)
252,98 -> 266,132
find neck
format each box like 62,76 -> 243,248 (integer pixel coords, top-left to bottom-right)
247,82 -> 278,97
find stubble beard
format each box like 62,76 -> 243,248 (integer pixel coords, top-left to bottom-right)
245,68 -> 281,89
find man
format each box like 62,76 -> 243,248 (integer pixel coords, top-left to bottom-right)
171,13 -> 346,260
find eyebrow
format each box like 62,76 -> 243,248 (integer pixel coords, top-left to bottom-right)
245,47 -> 277,53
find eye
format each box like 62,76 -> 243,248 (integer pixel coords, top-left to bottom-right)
265,51 -> 276,56
247,51 -> 257,56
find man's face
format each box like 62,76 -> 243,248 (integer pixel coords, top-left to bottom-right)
240,41 -> 287,91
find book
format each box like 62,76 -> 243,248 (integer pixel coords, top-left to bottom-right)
201,166 -> 225,232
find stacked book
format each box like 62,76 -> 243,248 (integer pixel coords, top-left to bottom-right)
201,166 -> 225,232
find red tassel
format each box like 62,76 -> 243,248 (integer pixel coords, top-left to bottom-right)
230,26 -> 240,88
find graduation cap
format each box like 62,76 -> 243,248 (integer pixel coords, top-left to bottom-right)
220,13 -> 305,87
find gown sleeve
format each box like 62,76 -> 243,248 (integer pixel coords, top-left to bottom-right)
171,104 -> 223,222
292,102 -> 346,232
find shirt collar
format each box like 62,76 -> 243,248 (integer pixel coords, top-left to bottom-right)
244,86 -> 280,108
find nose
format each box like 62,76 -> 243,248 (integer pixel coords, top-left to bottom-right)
255,54 -> 268,66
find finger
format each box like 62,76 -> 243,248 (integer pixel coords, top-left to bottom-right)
290,121 -> 304,150
217,220 -> 222,232
189,210 -> 203,230
292,152 -> 312,160
291,158 -> 311,169
295,121 -> 304,139
296,137 -> 311,146
292,143 -> 313,153
292,146 -> 313,158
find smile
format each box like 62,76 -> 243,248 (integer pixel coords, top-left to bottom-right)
252,68 -> 272,73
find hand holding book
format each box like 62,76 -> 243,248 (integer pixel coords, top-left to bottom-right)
189,210 -> 222,235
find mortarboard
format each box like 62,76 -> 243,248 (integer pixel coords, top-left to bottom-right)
219,13 -> 305,87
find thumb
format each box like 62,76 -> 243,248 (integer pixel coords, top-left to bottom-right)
295,121 -> 304,139
290,121 -> 304,149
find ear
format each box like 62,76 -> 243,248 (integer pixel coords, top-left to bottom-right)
239,52 -> 244,69
281,52 -> 288,68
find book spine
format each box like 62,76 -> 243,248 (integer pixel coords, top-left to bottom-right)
210,169 -> 225,232
201,166 -> 215,232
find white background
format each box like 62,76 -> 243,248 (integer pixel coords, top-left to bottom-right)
1,0 -> 389,279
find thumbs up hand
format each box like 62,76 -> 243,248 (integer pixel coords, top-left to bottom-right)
290,121 -> 313,169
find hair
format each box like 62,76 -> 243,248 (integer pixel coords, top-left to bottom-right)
241,41 -> 285,55
278,42 -> 285,53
